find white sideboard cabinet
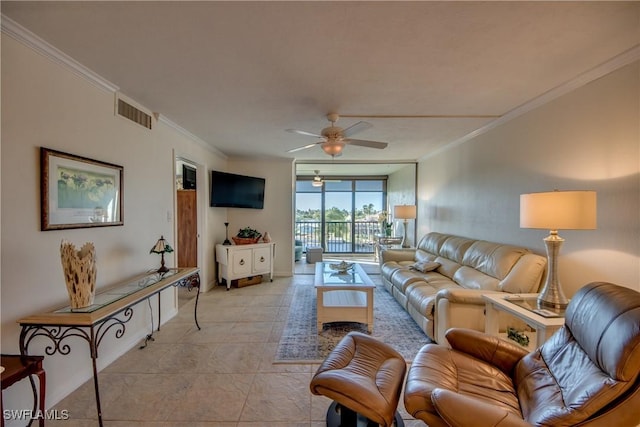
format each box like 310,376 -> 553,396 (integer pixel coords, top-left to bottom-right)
216,242 -> 275,290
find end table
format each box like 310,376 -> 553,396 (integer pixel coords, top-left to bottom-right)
483,293 -> 565,350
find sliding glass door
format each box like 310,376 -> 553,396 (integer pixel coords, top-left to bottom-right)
295,178 -> 386,253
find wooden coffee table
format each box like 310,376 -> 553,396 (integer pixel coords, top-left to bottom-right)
314,262 -> 375,333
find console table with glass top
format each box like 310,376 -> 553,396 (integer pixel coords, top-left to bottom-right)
17,267 -> 200,427
374,236 -> 403,261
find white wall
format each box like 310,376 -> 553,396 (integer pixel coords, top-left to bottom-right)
387,164 -> 417,246
417,61 -> 639,295
226,157 -> 295,277
1,33 -> 226,413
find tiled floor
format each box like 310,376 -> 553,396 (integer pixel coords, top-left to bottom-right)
47,270 -> 424,426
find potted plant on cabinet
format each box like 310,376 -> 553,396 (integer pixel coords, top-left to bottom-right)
232,227 -> 262,245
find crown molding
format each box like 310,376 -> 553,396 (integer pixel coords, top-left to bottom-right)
2,14 -> 226,156
1,14 -> 119,93
420,44 -> 640,161
156,114 -> 228,159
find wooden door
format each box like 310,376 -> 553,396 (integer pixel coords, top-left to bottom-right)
177,190 -> 197,267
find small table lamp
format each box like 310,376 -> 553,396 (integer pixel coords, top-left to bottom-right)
394,205 -> 417,248
520,190 -> 597,309
150,235 -> 174,274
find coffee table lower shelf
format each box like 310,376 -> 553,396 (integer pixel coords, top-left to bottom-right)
317,289 -> 373,333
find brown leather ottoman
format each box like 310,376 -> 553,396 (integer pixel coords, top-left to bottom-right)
310,331 -> 406,427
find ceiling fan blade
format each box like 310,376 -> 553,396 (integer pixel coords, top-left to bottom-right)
341,121 -> 373,138
287,142 -> 321,153
345,138 -> 388,149
286,128 -> 323,138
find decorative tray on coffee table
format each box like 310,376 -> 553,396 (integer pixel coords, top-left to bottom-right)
328,261 -> 354,274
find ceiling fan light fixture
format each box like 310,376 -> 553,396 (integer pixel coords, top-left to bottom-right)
312,170 -> 324,187
321,140 -> 345,157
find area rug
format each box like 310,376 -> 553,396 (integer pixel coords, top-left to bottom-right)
275,277 -> 432,363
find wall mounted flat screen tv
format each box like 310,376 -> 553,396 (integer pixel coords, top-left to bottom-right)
210,170 -> 265,209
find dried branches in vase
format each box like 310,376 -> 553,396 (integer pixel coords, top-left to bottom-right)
60,240 -> 97,308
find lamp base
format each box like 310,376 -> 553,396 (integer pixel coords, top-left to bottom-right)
537,297 -> 568,310
537,231 -> 569,309
157,253 -> 170,275
401,220 -> 410,248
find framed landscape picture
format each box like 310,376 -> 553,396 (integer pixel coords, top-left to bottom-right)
41,147 -> 124,230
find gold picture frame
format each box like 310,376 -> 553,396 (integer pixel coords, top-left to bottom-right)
41,147 -> 124,230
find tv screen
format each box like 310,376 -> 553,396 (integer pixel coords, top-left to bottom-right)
183,164 -> 196,190
210,170 -> 265,209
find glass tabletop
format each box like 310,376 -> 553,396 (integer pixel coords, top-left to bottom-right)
320,262 -> 367,285
504,295 -> 566,318
55,270 -> 178,313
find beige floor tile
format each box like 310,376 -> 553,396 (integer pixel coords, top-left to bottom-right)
169,373 -> 254,421
207,342 -> 265,373
103,342 -> 174,374
179,321 -> 236,343
240,373 -> 311,422
156,342 -> 219,373
238,305 -> 281,322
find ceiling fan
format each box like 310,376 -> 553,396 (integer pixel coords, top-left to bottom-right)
286,113 -> 388,157
311,170 -> 323,187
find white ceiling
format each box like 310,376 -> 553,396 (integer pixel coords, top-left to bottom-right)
2,1 -> 639,175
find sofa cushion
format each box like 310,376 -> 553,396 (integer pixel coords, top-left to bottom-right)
390,269 -> 433,293
434,256 -> 463,279
380,261 -> 402,279
404,344 -> 522,420
463,241 -> 531,280
438,236 -> 475,264
452,266 -> 500,290
414,249 -> 437,263
499,253 -> 547,294
406,278 -> 459,320
416,232 -> 450,254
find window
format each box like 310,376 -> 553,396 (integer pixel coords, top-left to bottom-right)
295,177 -> 386,253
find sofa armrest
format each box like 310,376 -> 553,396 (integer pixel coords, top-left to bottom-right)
434,290 -> 490,345
445,328 -> 529,375
436,288 -> 501,305
380,248 -> 416,264
431,389 -> 532,427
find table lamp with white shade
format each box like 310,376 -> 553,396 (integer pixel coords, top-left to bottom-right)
520,190 -> 597,309
394,204 -> 417,248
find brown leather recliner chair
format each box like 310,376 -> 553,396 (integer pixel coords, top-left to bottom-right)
403,282 -> 640,426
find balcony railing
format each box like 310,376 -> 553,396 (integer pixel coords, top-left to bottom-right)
294,220 -> 384,253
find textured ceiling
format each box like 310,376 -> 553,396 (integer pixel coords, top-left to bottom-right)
2,1 -> 639,170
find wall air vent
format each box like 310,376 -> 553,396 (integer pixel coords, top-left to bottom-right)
117,98 -> 152,129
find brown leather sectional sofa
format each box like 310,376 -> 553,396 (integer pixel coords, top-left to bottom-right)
380,232 -> 547,344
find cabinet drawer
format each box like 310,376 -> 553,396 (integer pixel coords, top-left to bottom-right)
231,249 -> 253,276
253,247 -> 271,272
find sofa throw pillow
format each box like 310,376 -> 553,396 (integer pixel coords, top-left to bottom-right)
409,261 -> 440,273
